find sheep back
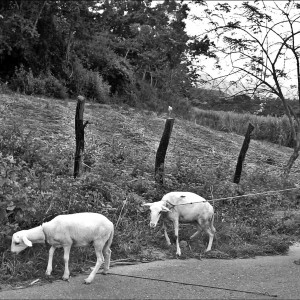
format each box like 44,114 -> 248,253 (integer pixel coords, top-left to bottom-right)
42,212 -> 113,247
163,192 -> 214,223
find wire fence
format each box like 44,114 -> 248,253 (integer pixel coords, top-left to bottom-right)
166,187 -> 300,206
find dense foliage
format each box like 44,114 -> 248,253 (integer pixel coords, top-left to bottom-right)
0,0 -> 211,112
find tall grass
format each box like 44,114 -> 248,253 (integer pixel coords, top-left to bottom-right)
191,108 -> 294,147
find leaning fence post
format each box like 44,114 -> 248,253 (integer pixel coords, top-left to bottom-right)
74,95 -> 88,178
155,113 -> 174,185
233,122 -> 255,184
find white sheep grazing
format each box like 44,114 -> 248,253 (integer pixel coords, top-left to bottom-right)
143,192 -> 215,256
11,212 -> 114,284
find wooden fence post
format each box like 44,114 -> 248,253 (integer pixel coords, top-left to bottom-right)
155,118 -> 175,185
233,122 -> 255,184
74,96 -> 88,178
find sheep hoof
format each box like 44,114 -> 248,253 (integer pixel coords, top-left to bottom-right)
84,279 -> 92,284
62,276 -> 70,282
102,270 -> 108,275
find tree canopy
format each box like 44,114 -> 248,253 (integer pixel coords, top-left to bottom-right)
0,0 -> 212,110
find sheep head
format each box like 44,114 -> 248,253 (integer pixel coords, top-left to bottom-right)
143,202 -> 170,228
11,231 -> 33,254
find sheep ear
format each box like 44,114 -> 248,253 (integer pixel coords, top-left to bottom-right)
161,205 -> 170,212
22,236 -> 33,247
142,203 -> 153,207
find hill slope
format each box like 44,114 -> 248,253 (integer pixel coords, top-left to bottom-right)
3,93 -> 297,180
1,93 -> 300,286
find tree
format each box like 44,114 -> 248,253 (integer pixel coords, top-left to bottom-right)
0,0 -> 42,79
0,1 -> 101,79
199,0 -> 300,174
0,0 -> 214,110
99,0 -> 212,95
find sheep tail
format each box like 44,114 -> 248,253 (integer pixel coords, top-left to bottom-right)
105,226 -> 114,249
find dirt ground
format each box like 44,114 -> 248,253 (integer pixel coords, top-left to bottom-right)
1,243 -> 300,299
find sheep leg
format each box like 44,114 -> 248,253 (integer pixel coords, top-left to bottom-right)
162,222 -> 171,246
194,219 -> 215,252
102,247 -> 111,274
190,229 -> 201,240
174,220 -> 181,256
85,241 -> 104,284
62,246 -> 71,280
190,219 -> 204,240
102,231 -> 113,274
45,246 -> 55,276
205,223 -> 216,252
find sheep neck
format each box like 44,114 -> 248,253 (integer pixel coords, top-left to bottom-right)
41,223 -> 53,245
27,225 -> 46,244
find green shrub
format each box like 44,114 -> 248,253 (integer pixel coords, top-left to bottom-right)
43,72 -> 68,99
10,65 -> 45,95
172,97 -> 192,119
0,80 -> 13,94
68,59 -> 110,103
10,65 -> 68,99
86,71 -> 110,103
136,80 -> 159,110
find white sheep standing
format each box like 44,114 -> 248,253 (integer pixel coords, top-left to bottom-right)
11,212 -> 114,284
143,192 -> 215,256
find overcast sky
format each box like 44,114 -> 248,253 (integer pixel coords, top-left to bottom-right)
183,1 -> 300,98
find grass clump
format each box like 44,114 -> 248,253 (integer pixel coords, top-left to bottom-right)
10,65 -> 68,100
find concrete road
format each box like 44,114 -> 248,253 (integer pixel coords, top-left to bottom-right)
1,244 -> 300,299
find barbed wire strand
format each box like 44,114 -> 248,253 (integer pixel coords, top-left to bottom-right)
169,187 -> 300,206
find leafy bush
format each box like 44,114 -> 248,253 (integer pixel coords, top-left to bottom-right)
10,65 -> 68,99
10,65 -> 45,95
68,59 -> 110,103
135,80 -> 159,110
0,81 -> 13,94
86,72 -> 110,103
43,72 -> 68,99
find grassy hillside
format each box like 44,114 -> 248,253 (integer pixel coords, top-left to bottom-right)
1,93 -> 300,287
190,107 -> 294,147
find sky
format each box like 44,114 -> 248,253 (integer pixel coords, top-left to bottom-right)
183,1 -> 300,98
